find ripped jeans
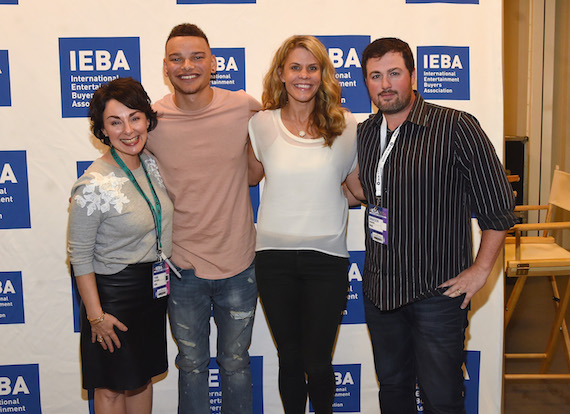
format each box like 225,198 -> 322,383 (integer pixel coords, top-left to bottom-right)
168,261 -> 257,414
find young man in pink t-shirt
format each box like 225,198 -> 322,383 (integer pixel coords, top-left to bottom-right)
146,23 -> 261,414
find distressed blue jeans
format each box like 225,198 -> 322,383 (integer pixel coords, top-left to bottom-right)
168,261 -> 257,414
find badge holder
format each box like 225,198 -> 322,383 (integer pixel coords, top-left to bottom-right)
368,206 -> 388,245
152,259 -> 170,299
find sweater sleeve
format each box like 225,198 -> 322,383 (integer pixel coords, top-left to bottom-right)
67,176 -> 102,277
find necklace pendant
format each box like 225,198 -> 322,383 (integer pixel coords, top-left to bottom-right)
298,130 -> 306,137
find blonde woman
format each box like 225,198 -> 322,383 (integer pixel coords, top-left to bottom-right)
248,35 -> 362,414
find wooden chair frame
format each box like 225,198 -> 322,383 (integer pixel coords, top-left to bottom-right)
504,167 -> 570,380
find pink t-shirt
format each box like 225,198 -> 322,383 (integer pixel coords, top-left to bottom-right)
147,88 -> 261,279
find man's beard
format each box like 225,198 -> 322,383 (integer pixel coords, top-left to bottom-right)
376,89 -> 412,114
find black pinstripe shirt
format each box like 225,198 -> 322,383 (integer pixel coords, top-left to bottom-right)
357,92 -> 516,310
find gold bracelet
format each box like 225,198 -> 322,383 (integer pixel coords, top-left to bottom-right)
88,312 -> 105,325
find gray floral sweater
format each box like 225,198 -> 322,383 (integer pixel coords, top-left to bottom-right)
68,153 -> 173,276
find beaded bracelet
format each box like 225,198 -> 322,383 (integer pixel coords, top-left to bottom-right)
88,312 -> 106,325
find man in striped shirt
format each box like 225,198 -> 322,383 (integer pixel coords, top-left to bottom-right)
355,38 -> 516,413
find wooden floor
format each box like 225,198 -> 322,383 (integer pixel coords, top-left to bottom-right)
503,276 -> 570,413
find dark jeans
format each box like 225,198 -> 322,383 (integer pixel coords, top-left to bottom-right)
364,294 -> 468,414
256,250 -> 349,414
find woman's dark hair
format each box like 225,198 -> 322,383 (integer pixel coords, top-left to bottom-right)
89,77 -> 157,146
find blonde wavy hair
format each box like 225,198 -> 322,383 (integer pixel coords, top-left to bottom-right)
262,35 -> 346,147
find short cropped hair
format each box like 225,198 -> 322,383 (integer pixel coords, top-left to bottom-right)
166,23 -> 209,48
89,77 -> 157,146
361,37 -> 415,79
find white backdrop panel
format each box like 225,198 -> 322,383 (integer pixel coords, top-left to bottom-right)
0,1 -> 504,413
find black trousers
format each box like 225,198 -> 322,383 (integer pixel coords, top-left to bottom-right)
256,250 -> 349,414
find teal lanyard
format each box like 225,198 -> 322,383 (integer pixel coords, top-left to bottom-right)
111,148 -> 163,258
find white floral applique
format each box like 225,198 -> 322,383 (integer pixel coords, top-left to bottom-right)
74,172 -> 130,216
144,157 -> 166,189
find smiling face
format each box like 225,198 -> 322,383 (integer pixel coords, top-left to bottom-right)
164,36 -> 216,107
279,47 -> 322,107
365,51 -> 416,116
102,99 -> 149,167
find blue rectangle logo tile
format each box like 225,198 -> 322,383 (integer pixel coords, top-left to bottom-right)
209,356 -> 263,413
464,350 -> 480,413
76,161 -> 93,178
211,48 -> 246,91
0,51 -> 11,106
0,272 -> 24,324
59,37 -> 141,118
0,364 -> 41,413
342,251 -> 365,324
310,364 -> 361,412
249,185 -> 259,223
0,151 -> 31,229
317,35 -> 371,114
71,161 -> 95,332
417,46 -> 470,100
416,350 -> 480,413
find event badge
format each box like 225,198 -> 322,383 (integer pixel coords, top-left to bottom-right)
368,207 -> 388,245
152,260 -> 170,299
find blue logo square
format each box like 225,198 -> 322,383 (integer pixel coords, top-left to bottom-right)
76,161 -> 93,178
464,350 -> 480,413
317,36 -> 371,114
211,48 -> 246,91
208,356 -> 263,413
0,272 -> 24,324
310,364 -> 361,412
342,251 -> 365,325
70,161 -> 95,332
0,50 -> 11,106
417,46 -> 470,100
416,350 -> 480,413
59,37 -> 141,118
0,0 -> 18,4
0,364 -> 41,413
249,185 -> 259,223
0,151 -> 31,229
70,268 -> 82,333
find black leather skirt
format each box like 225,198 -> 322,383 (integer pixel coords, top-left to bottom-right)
80,262 -> 168,390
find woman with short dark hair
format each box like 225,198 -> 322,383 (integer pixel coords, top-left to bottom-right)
68,77 -> 173,414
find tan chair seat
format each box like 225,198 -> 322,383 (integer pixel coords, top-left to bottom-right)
505,243 -> 570,276
505,242 -> 570,261
504,167 -> 570,380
